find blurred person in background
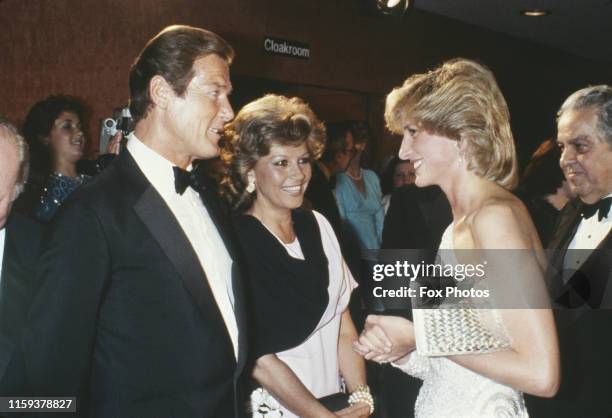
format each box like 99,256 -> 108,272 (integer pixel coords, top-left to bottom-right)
380,156 -> 416,214
334,122 -> 384,255
17,95 -> 120,223
334,121 -> 384,289
0,117 -> 43,392
516,138 -> 575,246
303,121 -> 355,236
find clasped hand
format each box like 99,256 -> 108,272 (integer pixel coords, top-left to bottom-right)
352,315 -> 416,364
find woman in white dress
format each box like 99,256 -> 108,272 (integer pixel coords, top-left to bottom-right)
353,59 -> 560,417
222,95 -> 372,418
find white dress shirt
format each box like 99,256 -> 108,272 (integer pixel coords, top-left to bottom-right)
127,135 -> 238,357
564,193 -> 612,278
0,227 -> 5,282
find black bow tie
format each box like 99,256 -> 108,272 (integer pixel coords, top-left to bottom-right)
581,197 -> 611,222
173,166 -> 204,195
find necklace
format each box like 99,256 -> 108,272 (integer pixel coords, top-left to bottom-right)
345,168 -> 363,181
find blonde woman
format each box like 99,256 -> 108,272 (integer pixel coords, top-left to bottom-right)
354,59 -> 560,417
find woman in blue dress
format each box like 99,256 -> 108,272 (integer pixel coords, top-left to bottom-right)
334,123 -> 384,254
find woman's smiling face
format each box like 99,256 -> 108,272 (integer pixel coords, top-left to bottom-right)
398,119 -> 459,188
251,141 -> 312,213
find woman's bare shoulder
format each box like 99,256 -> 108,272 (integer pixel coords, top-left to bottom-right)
469,193 -> 535,249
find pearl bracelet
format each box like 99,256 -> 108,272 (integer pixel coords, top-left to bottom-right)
348,385 -> 374,415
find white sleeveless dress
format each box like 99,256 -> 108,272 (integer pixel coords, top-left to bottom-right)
393,224 -> 529,418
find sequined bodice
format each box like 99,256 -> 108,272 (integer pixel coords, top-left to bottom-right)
395,224 -> 528,418
35,172 -> 90,222
397,351 -> 528,418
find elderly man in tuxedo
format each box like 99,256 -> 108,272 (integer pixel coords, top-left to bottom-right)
527,85 -> 612,417
0,118 -> 43,393
22,26 -> 248,417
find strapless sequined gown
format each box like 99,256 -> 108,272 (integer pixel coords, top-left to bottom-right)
393,224 -> 529,418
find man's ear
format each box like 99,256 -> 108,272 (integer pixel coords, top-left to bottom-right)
149,75 -> 173,110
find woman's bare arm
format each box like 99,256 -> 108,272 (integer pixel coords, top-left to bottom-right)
448,203 -> 560,397
253,354 -> 336,418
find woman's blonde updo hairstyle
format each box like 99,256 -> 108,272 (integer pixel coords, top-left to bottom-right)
221,94 -> 326,210
385,58 -> 518,189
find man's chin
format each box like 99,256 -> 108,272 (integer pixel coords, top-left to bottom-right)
576,190 -> 602,204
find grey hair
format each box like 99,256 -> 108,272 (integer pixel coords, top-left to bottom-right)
0,116 -> 29,200
557,85 -> 612,145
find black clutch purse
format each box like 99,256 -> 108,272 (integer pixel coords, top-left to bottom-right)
318,392 -> 349,412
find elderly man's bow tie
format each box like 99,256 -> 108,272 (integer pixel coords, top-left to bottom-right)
581,197 -> 611,222
173,166 -> 205,195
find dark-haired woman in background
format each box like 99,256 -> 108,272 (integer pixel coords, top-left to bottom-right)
18,95 -> 119,223
334,123 -> 384,255
380,156 -> 416,214
222,94 -> 371,418
516,139 -> 575,246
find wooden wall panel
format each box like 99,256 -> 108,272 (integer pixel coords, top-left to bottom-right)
1,0 -> 610,163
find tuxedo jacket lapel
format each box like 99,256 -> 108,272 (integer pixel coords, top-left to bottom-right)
549,199 -> 582,251
547,200 -> 582,301
118,152 -> 234,348
548,198 -> 612,308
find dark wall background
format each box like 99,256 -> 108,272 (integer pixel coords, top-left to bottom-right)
1,0 -> 611,167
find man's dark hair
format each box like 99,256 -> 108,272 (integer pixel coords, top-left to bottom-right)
22,95 -> 85,147
22,95 -> 86,181
129,25 -> 235,123
16,95 -> 86,216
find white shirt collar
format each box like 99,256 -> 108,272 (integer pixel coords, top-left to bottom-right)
127,133 -> 192,198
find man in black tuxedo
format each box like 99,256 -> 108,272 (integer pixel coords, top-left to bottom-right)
527,85 -> 612,417
0,118 -> 43,393
22,26 -> 248,417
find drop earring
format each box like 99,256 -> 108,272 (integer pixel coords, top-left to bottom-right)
456,141 -> 463,164
246,172 -> 256,193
